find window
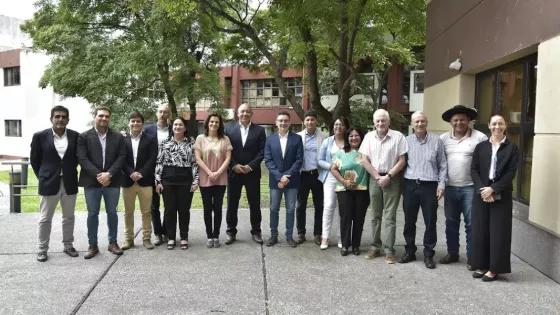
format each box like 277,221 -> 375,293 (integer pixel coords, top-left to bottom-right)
474,55 -> 536,203
5,120 -> 22,137
413,73 -> 424,93
3,67 -> 20,86
241,78 -> 303,108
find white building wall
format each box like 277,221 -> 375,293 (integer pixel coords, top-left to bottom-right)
0,15 -> 30,51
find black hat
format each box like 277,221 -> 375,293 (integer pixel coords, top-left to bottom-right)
441,105 -> 478,122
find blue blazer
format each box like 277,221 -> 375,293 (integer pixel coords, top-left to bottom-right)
264,132 -> 304,189
317,136 -> 335,183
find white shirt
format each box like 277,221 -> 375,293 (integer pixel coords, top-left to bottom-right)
440,129 -> 488,186
52,129 -> 68,159
279,132 -> 289,158
95,128 -> 107,169
359,129 -> 408,174
240,122 -> 251,147
157,125 -> 170,145
489,137 -> 506,180
131,132 -> 142,168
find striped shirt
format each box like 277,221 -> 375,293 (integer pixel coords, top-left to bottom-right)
303,131 -> 318,171
359,129 -> 408,174
404,132 -> 448,189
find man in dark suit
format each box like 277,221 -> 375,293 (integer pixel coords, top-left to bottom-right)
121,111 -> 158,250
77,106 -> 127,259
143,104 -> 172,246
224,103 -> 266,245
30,105 -> 80,262
264,111 -> 304,247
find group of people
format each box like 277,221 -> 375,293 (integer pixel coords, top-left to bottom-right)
31,102 -> 518,282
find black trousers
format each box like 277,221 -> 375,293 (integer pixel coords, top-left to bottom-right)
468,189 -> 513,274
151,186 -> 167,236
162,184 -> 194,240
402,179 -> 439,257
200,185 -> 227,238
226,173 -> 262,235
296,172 -> 324,236
336,190 -> 369,249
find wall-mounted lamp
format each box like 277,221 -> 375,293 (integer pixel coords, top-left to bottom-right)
449,58 -> 462,71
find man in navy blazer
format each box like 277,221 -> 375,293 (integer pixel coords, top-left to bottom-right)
143,104 -> 172,245
264,111 -> 304,247
30,105 -> 80,262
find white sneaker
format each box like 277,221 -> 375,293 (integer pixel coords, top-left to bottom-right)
338,240 -> 343,249
320,243 -> 328,250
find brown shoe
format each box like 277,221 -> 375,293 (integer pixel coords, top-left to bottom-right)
84,244 -> 99,259
385,253 -> 396,264
143,239 -> 155,250
296,234 -> 306,244
108,242 -> 124,255
439,253 -> 460,264
365,249 -> 380,259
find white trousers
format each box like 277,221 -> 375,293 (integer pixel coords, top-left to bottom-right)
321,174 -> 341,239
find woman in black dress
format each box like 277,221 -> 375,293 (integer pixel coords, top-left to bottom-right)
469,114 -> 519,281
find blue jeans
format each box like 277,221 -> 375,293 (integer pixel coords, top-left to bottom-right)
85,187 -> 120,245
269,188 -> 298,238
444,185 -> 474,256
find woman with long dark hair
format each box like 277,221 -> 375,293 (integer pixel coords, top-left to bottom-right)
155,117 -> 199,250
195,113 -> 232,248
330,127 -> 371,256
317,116 -> 350,249
469,114 -> 519,281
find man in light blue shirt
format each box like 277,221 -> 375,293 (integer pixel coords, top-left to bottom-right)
296,111 -> 327,245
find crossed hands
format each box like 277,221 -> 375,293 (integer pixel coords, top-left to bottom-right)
480,187 -> 495,203
233,165 -> 252,174
97,172 -> 111,186
376,175 -> 391,188
130,172 -> 143,182
278,175 -> 290,189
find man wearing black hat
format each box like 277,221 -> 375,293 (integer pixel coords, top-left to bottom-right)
439,105 -> 487,270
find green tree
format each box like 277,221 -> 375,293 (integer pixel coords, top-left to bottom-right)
165,0 -> 425,128
21,0 -> 223,135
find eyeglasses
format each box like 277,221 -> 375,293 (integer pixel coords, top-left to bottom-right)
333,123 -> 345,127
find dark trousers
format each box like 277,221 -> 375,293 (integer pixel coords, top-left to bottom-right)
469,190 -> 513,274
151,186 -> 167,236
336,190 -> 369,249
296,172 -> 324,236
402,179 -> 439,257
162,184 -> 194,240
200,185 -> 227,238
226,173 -> 262,235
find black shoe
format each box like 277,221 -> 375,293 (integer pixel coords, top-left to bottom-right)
225,234 -> 236,245
472,271 -> 485,279
296,234 -> 306,244
467,264 -> 475,271
63,247 -> 79,257
154,234 -> 164,246
341,248 -> 349,256
314,235 -> 321,245
286,237 -> 297,248
266,236 -> 278,247
424,257 -> 436,269
398,252 -> 417,264
252,234 -> 264,244
439,253 -> 459,264
37,252 -> 47,262
352,247 -> 360,255
482,274 -> 499,282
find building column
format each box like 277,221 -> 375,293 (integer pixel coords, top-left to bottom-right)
528,35 -> 560,235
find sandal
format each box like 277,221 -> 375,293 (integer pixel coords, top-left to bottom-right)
167,240 -> 175,250
180,239 -> 189,250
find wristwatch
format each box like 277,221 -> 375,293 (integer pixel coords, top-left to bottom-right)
387,173 -> 393,179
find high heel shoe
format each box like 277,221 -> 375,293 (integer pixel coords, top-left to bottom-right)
320,238 -> 328,250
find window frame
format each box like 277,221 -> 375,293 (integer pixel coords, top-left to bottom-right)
4,120 -> 22,137
241,78 -> 303,108
3,66 -> 21,86
474,54 -> 537,204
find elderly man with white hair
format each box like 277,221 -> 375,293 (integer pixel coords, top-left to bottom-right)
398,111 -> 447,269
359,109 -> 408,264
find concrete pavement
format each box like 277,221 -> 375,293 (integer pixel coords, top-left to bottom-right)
0,202 -> 559,315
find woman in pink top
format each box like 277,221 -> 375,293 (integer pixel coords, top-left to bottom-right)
194,113 -> 233,248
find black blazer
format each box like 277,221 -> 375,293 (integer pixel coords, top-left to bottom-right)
77,128 -> 127,188
224,122 -> 266,178
121,132 -> 158,187
30,128 -> 79,196
471,138 -> 519,194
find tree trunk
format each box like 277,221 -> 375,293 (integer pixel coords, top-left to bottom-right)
158,62 -> 178,118
188,101 -> 198,137
334,0 -> 351,121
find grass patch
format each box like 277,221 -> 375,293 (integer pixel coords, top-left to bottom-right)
1,165 -> 312,212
